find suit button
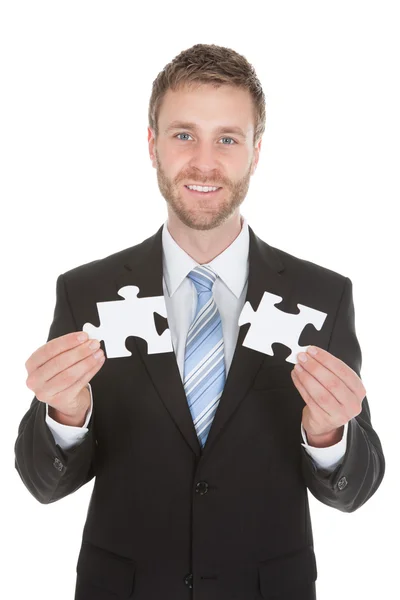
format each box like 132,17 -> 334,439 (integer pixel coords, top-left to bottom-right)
53,458 -> 64,472
184,573 -> 193,588
195,481 -> 209,495
338,476 -> 348,490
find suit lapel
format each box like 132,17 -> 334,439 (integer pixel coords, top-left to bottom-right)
114,222 -> 296,461
201,226 -> 295,460
115,225 -> 202,457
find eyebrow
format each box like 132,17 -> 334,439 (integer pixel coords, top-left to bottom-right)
164,121 -> 247,140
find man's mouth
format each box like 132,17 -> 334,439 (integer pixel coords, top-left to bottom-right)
184,184 -> 222,195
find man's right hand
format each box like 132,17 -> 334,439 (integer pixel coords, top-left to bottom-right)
25,332 -> 105,426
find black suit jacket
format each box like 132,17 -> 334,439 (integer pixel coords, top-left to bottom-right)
15,223 -> 385,600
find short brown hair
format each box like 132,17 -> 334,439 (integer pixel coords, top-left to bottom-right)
148,43 -> 266,146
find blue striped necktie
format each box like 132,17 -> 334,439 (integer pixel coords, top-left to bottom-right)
183,265 -> 226,448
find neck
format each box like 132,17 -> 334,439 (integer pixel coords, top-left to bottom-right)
166,212 -> 243,264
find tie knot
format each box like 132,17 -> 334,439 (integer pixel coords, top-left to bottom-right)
187,265 -> 217,293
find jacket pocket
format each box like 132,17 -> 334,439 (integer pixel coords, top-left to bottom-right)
76,541 -> 136,598
258,545 -> 317,597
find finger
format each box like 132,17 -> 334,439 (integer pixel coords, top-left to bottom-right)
291,369 -> 329,416
26,338 -> 100,391
32,348 -> 104,402
45,339 -> 102,383
292,365 -> 346,420
296,354 -> 351,407
47,348 -> 104,395
41,350 -> 105,401
25,331 -> 88,374
305,346 -> 366,399
49,355 -> 105,404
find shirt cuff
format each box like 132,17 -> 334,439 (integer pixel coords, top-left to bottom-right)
301,421 -> 348,471
45,383 -> 94,451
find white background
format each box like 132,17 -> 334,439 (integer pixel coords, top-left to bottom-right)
2,1 -> 398,598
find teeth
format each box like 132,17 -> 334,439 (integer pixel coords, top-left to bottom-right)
187,185 -> 219,192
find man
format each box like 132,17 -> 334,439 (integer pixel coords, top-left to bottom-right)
15,44 -> 385,600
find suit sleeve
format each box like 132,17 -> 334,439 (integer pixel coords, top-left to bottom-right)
14,273 -> 96,504
300,276 -> 386,512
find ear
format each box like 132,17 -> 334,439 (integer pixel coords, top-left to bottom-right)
148,127 -> 157,168
251,139 -> 262,175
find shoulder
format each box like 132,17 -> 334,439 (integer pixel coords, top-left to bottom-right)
253,228 -> 349,292
60,227 -> 160,285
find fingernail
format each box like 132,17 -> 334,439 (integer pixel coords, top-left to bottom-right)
307,346 -> 318,355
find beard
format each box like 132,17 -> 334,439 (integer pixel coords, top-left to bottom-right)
154,147 -> 253,231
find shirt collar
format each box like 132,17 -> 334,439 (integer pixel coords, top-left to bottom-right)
162,216 -> 249,299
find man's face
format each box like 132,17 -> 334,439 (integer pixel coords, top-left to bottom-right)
148,83 -> 261,231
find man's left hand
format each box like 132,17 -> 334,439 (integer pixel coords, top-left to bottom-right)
292,346 -> 366,446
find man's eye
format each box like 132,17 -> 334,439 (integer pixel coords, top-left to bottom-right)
176,133 -> 192,141
175,133 -> 236,145
220,137 -> 236,145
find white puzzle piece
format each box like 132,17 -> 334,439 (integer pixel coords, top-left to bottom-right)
82,285 -> 173,358
238,291 -> 327,364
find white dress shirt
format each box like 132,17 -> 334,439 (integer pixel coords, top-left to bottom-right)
46,216 -> 348,470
